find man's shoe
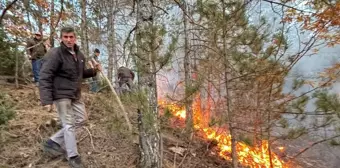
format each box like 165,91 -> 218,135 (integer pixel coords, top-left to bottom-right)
43,139 -> 65,158
68,156 -> 84,168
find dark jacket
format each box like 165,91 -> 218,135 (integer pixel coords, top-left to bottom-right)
26,38 -> 46,59
39,42 -> 97,105
118,67 -> 134,80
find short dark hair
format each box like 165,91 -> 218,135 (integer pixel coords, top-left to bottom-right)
60,26 -> 75,37
94,48 -> 100,53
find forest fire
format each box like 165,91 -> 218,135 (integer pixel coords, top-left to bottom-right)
159,96 -> 289,168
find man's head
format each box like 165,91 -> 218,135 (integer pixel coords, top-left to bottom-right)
94,48 -> 100,56
60,26 -> 76,48
34,32 -> 42,40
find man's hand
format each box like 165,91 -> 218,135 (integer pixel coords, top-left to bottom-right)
95,63 -> 102,72
28,55 -> 32,60
43,104 -> 53,112
88,61 -> 94,69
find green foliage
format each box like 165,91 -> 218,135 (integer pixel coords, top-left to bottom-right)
312,90 -> 340,116
292,78 -> 305,90
330,139 -> 340,146
0,92 -> 15,126
208,117 -> 221,127
158,34 -> 178,69
238,134 -> 253,146
163,107 -> 173,119
0,28 -> 24,76
286,127 -> 307,139
278,118 -> 289,128
282,127 -> 308,139
290,95 -> 309,114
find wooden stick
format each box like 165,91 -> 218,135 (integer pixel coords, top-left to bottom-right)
83,126 -> 96,150
91,58 -> 133,133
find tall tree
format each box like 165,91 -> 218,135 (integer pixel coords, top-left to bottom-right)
136,0 -> 161,167
135,0 -> 177,167
106,0 -> 118,82
49,0 -> 55,47
80,0 -> 89,57
182,0 -> 194,137
221,1 -> 237,166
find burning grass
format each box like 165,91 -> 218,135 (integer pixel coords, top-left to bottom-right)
159,95 -> 290,168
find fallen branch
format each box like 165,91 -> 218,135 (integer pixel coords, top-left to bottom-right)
78,133 -> 89,143
0,155 -> 9,160
91,58 -> 133,133
83,126 -> 95,151
2,131 -> 19,138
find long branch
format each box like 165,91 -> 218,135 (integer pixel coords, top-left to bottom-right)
290,134 -> 340,159
262,0 -> 314,14
0,0 -> 19,26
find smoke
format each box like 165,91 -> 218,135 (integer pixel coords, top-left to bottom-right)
156,52 -> 184,100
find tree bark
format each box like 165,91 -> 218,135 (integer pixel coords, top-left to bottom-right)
107,0 -> 117,82
183,0 -> 193,137
49,0 -> 55,47
221,0 -> 238,167
80,0 -> 89,57
136,0 -> 161,167
14,40 -> 19,88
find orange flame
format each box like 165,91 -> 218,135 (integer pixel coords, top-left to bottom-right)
159,96 -> 289,168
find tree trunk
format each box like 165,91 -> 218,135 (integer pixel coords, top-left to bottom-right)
14,40 -> 19,88
85,23 -> 89,58
107,0 -> 117,82
49,0 -> 55,47
37,5 -> 43,34
183,0 -> 193,137
80,0 -> 88,57
266,80 -> 274,168
221,0 -> 238,167
136,0 -> 161,167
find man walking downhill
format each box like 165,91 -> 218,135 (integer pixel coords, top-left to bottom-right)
39,26 -> 101,168
26,32 -> 46,86
117,66 -> 135,93
88,48 -> 100,93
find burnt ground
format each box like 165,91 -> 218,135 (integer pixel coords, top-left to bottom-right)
0,84 -> 232,168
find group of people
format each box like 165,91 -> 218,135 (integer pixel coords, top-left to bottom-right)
26,32 -> 135,92
26,26 -> 135,168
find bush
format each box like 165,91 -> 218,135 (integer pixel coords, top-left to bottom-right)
0,92 -> 15,126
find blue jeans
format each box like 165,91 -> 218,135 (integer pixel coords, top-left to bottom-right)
32,59 -> 42,82
90,78 -> 98,92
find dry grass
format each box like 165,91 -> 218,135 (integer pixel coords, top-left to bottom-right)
0,85 -> 138,168
0,84 -> 233,168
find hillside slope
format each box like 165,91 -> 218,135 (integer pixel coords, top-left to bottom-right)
0,85 -> 139,168
0,84 -> 232,168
